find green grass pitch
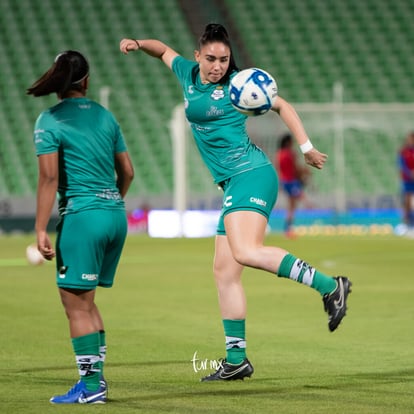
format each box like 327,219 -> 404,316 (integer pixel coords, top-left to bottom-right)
0,233 -> 413,413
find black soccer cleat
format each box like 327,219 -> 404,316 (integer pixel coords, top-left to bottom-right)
201,358 -> 254,382
323,276 -> 352,332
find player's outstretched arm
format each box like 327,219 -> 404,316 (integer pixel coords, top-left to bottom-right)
303,148 -> 327,170
271,96 -> 328,170
120,38 -> 179,69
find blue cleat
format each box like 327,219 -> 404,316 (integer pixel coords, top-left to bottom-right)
100,376 -> 108,397
50,380 -> 106,404
100,376 -> 107,389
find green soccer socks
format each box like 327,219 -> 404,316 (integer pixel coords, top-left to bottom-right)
72,331 -> 101,392
278,253 -> 337,295
223,319 -> 246,364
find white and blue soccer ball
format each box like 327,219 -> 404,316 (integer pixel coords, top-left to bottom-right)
229,67 -> 278,116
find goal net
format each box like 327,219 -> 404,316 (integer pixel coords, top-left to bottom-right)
170,99 -> 414,213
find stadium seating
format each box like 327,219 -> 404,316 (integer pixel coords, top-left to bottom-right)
224,0 -> 414,103
0,0 -> 195,197
0,0 -> 413,204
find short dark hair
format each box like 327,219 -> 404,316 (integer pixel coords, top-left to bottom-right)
27,50 -> 89,98
279,133 -> 293,149
198,23 -> 239,84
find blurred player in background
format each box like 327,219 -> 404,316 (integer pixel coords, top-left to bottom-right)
275,132 -> 311,238
120,23 -> 351,382
27,50 -> 134,404
398,131 -> 414,230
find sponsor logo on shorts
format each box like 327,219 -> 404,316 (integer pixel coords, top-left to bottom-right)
224,196 -> 233,207
223,196 -> 233,207
82,273 -> 98,281
250,197 -> 267,207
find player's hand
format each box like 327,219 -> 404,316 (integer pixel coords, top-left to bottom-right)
120,38 -> 140,54
304,148 -> 327,170
37,231 -> 56,261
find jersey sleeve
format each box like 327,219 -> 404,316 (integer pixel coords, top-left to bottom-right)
171,56 -> 197,84
33,112 -> 60,156
114,123 -> 127,153
106,110 -> 127,153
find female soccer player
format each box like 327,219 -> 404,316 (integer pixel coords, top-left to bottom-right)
27,50 -> 134,403
120,24 -> 351,381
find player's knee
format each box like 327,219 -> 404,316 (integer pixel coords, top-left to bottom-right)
231,246 -> 257,267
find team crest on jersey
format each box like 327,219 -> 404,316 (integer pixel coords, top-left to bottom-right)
211,87 -> 225,101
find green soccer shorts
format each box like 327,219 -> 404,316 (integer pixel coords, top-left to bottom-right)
55,209 -> 128,289
217,164 -> 279,235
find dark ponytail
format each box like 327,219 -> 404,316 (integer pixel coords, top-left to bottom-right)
198,23 -> 239,84
27,50 -> 89,98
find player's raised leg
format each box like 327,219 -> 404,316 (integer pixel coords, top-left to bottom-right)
224,210 -> 352,332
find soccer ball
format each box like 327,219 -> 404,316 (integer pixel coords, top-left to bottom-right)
229,67 -> 278,116
26,244 -> 45,266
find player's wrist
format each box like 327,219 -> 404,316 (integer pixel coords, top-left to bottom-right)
300,139 -> 313,154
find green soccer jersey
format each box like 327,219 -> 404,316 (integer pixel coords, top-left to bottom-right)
33,97 -> 127,215
172,56 -> 271,184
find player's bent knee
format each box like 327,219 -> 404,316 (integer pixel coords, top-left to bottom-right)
231,248 -> 258,268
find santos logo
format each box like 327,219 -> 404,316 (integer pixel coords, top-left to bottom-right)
250,197 -> 267,207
